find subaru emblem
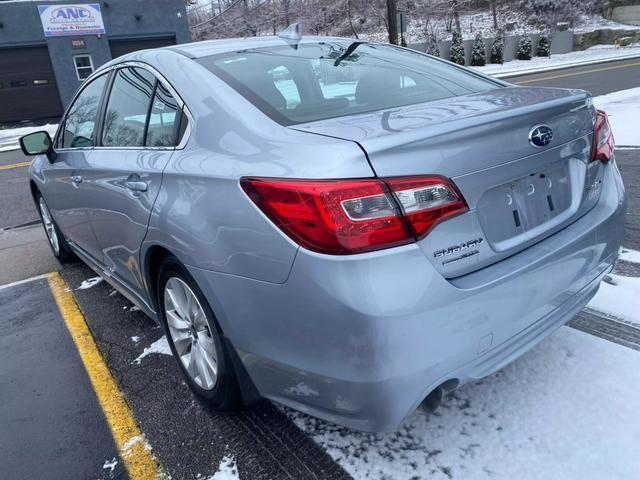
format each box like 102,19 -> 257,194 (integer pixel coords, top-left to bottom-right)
529,125 -> 553,147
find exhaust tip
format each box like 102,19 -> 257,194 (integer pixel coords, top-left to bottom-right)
419,379 -> 459,414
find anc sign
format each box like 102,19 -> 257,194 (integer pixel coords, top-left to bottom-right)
38,4 -> 106,37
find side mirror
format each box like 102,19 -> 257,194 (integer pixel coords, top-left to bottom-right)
19,131 -> 56,163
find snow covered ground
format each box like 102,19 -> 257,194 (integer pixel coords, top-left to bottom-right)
285,327 -> 640,480
359,13 -> 639,44
593,87 -> 640,147
0,123 -> 58,152
587,248 -> 640,327
474,43 -> 640,77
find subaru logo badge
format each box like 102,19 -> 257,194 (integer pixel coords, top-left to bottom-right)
529,125 -> 553,147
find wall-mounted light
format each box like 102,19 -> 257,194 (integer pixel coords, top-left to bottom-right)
0,22 -> 4,29
103,2 -> 109,7
135,14 -> 142,21
177,12 -> 182,19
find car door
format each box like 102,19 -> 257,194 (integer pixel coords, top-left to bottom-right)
44,72 -> 110,263
83,66 -> 183,301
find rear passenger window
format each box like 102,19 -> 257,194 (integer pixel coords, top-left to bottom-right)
146,82 -> 180,147
102,67 -> 155,147
62,73 -> 108,148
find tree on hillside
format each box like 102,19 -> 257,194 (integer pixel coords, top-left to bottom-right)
470,32 -> 486,66
489,0 -> 499,30
450,30 -> 466,65
425,28 -> 440,56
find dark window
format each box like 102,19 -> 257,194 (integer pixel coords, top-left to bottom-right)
74,55 -> 94,80
10,80 -> 27,88
146,82 -> 180,147
197,42 -> 499,125
102,67 -> 155,147
62,73 -> 108,148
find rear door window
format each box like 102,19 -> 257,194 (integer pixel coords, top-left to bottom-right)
102,67 -> 155,147
62,73 -> 108,148
197,42 -> 499,125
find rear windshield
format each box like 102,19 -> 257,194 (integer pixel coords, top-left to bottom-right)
196,42 -> 499,125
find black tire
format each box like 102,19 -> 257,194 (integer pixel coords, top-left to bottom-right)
157,256 -> 241,410
35,193 -> 75,263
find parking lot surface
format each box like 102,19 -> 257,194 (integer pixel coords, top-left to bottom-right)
0,277 -> 122,480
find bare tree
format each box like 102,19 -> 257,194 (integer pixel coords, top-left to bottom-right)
489,0 -> 498,30
451,0 -> 461,33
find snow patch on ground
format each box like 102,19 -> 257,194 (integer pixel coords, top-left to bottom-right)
133,336 -> 172,364
76,276 -> 103,290
123,304 -> 141,313
102,457 -> 118,474
473,43 -> 640,77
619,247 -> 640,264
120,434 -> 152,458
0,124 -> 58,152
588,274 -> 640,327
284,327 -> 640,480
203,455 -> 240,480
593,88 -> 640,147
131,336 -> 141,344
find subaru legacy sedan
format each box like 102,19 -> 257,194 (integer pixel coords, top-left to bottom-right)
21,36 -> 624,432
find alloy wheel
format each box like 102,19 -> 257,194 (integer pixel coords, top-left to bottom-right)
39,197 -> 60,255
164,277 -> 218,390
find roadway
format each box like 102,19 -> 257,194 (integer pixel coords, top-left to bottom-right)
506,56 -> 640,96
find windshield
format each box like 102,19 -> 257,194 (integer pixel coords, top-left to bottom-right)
196,42 -> 500,125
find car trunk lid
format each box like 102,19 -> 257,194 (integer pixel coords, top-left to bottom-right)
292,86 -> 602,277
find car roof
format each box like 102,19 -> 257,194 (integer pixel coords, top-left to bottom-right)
163,35 -> 356,59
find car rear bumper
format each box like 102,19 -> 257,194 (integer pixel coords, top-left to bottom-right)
188,160 -> 626,432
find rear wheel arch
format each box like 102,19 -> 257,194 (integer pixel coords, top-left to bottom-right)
144,245 -> 175,312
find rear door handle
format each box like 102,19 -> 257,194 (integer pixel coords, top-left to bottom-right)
71,175 -> 83,185
124,180 -> 148,193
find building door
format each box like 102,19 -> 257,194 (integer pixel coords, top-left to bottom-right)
109,36 -> 176,59
0,45 -> 64,124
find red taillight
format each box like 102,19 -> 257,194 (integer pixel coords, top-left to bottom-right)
241,176 -> 468,255
592,110 -> 615,163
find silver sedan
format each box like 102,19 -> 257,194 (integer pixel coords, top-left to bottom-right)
22,36 -> 625,432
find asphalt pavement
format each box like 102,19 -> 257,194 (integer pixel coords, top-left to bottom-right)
0,56 -> 639,480
506,57 -> 640,96
0,277 -> 122,480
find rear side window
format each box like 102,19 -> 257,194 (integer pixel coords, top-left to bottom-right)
146,82 -> 180,147
197,42 -> 498,125
102,67 -> 155,147
62,73 -> 108,148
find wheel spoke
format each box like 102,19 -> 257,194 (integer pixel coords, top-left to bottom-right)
198,340 -> 218,376
166,309 -> 190,332
172,330 -> 192,356
194,343 -> 213,389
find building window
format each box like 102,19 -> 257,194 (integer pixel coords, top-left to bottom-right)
74,55 -> 94,80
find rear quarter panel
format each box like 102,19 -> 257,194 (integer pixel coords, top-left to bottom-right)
140,50 -> 374,285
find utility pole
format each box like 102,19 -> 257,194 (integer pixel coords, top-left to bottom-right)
386,0 -> 398,45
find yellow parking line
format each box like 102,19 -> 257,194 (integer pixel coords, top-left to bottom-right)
47,272 -> 162,480
0,160 -> 31,171
514,60 -> 640,84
